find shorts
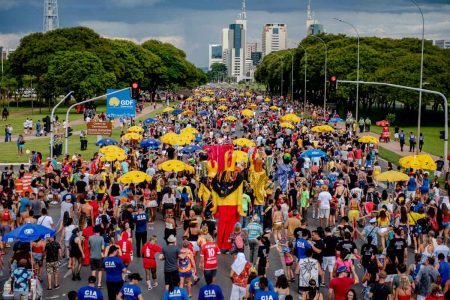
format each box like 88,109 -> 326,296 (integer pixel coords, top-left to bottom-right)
0,224 -> 11,236
379,227 -> 388,234
164,270 -> 179,285
204,269 -> 217,278
273,222 -> 282,230
90,258 -> 103,271
322,256 -> 336,273
348,210 -> 359,222
319,208 -> 330,219
443,222 -> 450,228
149,200 -> 158,208
179,271 -> 192,278
46,261 -> 60,274
33,253 -> 43,265
190,241 -> 200,252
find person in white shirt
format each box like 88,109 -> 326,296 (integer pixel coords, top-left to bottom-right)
37,208 -> 54,229
318,185 -> 332,227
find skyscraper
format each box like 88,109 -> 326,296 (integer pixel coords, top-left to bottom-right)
262,23 -> 288,56
43,0 -> 59,32
208,44 -> 223,70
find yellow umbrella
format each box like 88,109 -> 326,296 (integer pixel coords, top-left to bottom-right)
264,97 -> 271,102
270,106 -> 280,111
127,126 -> 144,133
100,152 -> 127,162
181,127 -> 199,135
358,135 -> 379,144
160,132 -> 179,143
233,138 -> 256,147
280,122 -> 295,129
247,104 -> 258,109
245,91 -> 252,96
99,145 -> 124,154
119,171 -> 151,184
224,116 -> 237,121
399,155 -> 437,171
185,165 -> 195,174
239,93 -> 244,97
218,105 -> 228,111
158,160 -> 187,172
163,107 -> 174,113
281,114 -> 300,123
241,109 -> 254,117
185,97 -> 194,102
375,171 -> 409,182
201,96 -> 210,102
121,133 -> 143,141
182,110 -> 194,116
219,98 -> 227,102
234,150 -> 249,163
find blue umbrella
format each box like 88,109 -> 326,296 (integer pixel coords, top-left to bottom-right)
300,149 -> 327,158
329,117 -> 344,123
182,145 -> 202,154
3,223 -> 55,243
96,138 -> 118,147
199,110 -> 209,116
171,109 -> 184,115
144,118 -> 157,124
140,138 -> 161,148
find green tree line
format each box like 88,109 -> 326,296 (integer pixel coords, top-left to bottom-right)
1,27 -> 207,104
255,34 -> 450,113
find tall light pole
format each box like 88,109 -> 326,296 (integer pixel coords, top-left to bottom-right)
411,0 -> 425,154
279,56 -> 284,97
334,18 -> 360,122
298,45 -> 308,111
306,35 -> 327,113
285,51 -> 294,102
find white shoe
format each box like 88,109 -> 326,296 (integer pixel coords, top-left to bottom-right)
50,201 -> 59,205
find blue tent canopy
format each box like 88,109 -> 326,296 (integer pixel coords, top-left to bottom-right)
3,223 -> 55,243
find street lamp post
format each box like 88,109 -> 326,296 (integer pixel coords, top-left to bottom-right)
50,91 -> 73,158
298,45 -> 308,111
411,0 -> 425,154
285,51 -> 294,102
334,18 -> 360,122
306,35 -> 327,113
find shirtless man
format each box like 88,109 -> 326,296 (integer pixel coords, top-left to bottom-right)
78,198 -> 94,229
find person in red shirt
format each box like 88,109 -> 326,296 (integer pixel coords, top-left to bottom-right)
141,235 -> 162,290
117,236 -> 132,267
328,266 -> 359,300
354,147 -> 363,167
199,235 -> 220,281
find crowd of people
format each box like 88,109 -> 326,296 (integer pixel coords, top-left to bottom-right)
0,86 -> 449,300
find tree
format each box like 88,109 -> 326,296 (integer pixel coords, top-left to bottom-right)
46,51 -> 115,101
207,63 -> 227,82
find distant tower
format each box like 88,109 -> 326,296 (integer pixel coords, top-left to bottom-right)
306,0 -> 314,33
239,0 -> 247,20
43,0 -> 59,32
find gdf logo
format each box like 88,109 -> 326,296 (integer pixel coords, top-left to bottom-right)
24,229 -> 34,235
120,100 -> 134,106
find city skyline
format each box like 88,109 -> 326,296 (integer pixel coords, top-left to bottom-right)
0,0 -> 449,67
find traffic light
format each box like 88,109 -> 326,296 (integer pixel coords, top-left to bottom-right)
131,82 -> 140,100
440,130 -> 445,140
329,75 -> 337,90
43,116 -> 50,133
67,127 -> 73,137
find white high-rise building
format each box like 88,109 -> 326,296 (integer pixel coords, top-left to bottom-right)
208,44 -> 223,70
306,0 -> 324,36
262,23 -> 288,56
434,40 -> 450,49
246,42 -> 258,60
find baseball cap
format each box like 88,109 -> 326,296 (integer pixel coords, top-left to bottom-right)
337,266 -> 348,274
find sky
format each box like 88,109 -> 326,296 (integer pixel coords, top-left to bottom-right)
0,0 -> 449,67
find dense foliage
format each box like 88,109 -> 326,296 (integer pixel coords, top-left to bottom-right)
4,27 -> 207,102
255,34 -> 450,112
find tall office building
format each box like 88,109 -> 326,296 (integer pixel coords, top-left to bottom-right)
208,44 -> 223,70
306,0 -> 324,36
262,23 -> 288,56
246,42 -> 258,60
434,40 -> 450,49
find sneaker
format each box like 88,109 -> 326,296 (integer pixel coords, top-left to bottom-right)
148,285 -> 152,291
153,282 -> 158,288
54,285 -> 60,290
50,201 -> 59,205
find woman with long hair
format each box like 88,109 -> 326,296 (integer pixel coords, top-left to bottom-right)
345,289 -> 358,300
377,209 -> 390,250
275,274 -> 291,300
302,279 -> 323,300
69,228 -> 84,281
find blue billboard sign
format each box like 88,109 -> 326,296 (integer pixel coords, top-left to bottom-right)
106,89 -> 136,118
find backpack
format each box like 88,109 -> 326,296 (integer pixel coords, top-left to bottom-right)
430,218 -> 439,232
234,233 -> 244,250
2,209 -> 10,221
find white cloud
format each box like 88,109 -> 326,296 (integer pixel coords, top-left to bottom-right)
0,32 -> 25,49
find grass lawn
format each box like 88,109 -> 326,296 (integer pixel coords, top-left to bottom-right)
0,104 -> 165,163
371,126 -> 446,157
377,147 -> 403,166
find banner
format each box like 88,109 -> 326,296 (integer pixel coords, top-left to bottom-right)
87,122 -> 112,136
106,89 -> 136,118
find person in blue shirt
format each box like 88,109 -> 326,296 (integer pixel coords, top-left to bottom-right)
163,276 -> 189,300
254,277 -> 279,300
19,192 -> 30,214
78,276 -> 104,300
248,266 -> 275,298
117,273 -> 144,300
295,229 -> 312,259
437,253 -> 450,287
102,245 -> 127,300
133,205 -> 148,257
198,273 -> 224,300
